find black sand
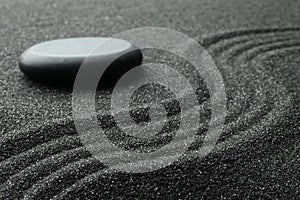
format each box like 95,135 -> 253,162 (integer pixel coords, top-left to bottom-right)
0,0 -> 299,199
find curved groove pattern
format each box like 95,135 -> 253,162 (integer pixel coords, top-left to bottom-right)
0,27 -> 299,199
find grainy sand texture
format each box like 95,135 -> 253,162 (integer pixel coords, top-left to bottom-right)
0,0 -> 299,199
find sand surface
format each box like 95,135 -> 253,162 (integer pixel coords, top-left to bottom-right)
0,0 -> 299,199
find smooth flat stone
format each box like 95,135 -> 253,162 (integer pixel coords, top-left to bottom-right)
18,38 -> 143,86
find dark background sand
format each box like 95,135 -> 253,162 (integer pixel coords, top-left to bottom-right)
0,0 -> 299,199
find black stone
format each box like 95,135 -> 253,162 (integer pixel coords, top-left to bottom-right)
18,38 -> 143,87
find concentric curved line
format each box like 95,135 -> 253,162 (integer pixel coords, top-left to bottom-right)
0,135 -> 81,184
23,158 -> 105,200
0,147 -> 90,200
